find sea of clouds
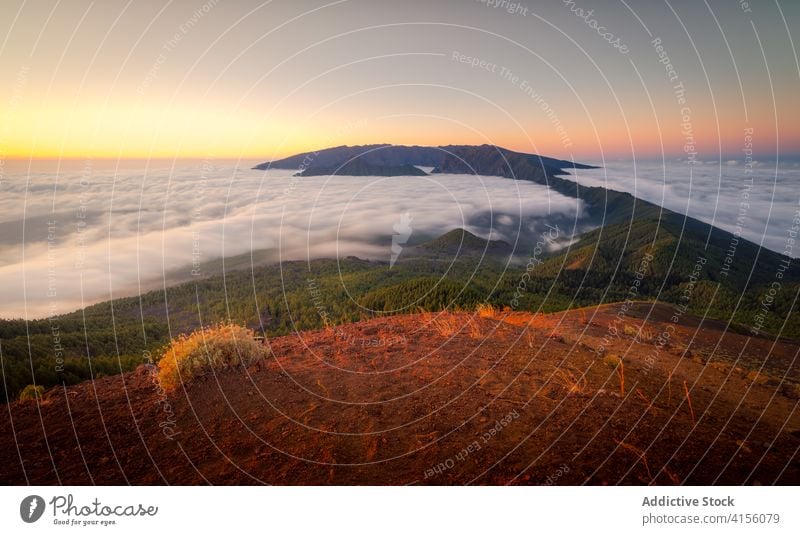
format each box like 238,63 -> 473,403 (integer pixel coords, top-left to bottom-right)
6,159 -> 795,319
0,161 -> 584,318
570,160 -> 800,256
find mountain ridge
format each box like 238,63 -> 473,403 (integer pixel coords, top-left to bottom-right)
253,143 -> 596,176
294,155 -> 428,177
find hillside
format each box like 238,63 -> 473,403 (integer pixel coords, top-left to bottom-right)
296,156 -> 427,177
254,144 -> 445,170
2,145 -> 797,404
539,216 -> 792,287
253,143 -> 594,177
2,222 -> 798,403
413,228 -> 513,256
2,303 -> 797,485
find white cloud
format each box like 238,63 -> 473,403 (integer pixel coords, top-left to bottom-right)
571,161 -> 800,257
0,164 -> 583,318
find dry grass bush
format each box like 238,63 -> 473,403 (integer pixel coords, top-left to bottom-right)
18,384 -> 44,402
603,354 -> 625,394
623,323 -> 655,342
476,303 -> 497,319
502,312 -> 555,330
525,329 -> 536,348
617,440 -> 681,485
639,328 -> 656,343
551,366 -> 587,395
616,440 -> 653,482
158,322 -> 270,391
430,313 -> 462,337
603,354 -> 622,369
498,313 -> 530,328
468,318 -> 483,339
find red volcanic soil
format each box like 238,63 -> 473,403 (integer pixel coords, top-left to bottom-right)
1,302 -> 798,485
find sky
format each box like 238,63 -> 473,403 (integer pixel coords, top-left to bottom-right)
0,0 -> 799,162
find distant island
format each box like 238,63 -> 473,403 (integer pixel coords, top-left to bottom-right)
253,143 -> 596,177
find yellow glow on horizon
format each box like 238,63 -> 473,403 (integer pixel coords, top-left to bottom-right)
3,96 -> 795,162
3,99 -> 328,160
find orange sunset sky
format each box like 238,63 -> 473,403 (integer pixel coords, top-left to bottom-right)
1,0 -> 798,162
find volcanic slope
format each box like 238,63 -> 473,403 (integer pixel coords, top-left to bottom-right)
2,303 -> 797,485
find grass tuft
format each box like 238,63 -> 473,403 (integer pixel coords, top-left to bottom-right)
157,322 -> 270,392
602,354 -> 625,394
18,384 -> 44,402
469,317 -> 483,339
551,366 -> 587,395
476,303 -> 497,319
430,313 -> 462,337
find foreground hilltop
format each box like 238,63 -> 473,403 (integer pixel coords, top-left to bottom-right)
2,302 -> 797,485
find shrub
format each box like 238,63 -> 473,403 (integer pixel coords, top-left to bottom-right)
430,313 -> 462,337
18,384 -> 44,402
623,324 -> 638,337
639,328 -> 655,343
157,323 -> 270,391
468,318 -> 482,339
552,366 -> 586,395
476,303 -> 497,319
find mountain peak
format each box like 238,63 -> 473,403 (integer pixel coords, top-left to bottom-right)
416,228 -> 513,256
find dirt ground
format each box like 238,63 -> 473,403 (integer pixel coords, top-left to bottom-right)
2,302 -> 798,485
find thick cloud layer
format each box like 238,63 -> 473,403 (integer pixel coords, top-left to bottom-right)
0,161 -> 583,318
570,161 -> 800,256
